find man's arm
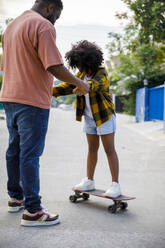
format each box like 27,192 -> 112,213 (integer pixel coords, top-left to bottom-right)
47,65 -> 89,94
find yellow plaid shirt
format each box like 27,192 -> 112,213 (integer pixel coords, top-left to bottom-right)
53,66 -> 115,127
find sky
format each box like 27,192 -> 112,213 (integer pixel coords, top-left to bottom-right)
0,0 -> 130,61
0,0 -> 129,27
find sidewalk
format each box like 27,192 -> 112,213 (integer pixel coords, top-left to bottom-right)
117,113 -> 165,147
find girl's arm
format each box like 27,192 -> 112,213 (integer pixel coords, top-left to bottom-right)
53,71 -> 82,97
53,83 -> 76,97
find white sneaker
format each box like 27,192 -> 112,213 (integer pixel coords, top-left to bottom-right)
74,177 -> 95,191
104,182 -> 121,198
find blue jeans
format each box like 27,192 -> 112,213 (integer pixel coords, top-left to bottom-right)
2,102 -> 50,213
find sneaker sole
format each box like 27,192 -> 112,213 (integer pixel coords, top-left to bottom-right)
8,206 -> 24,213
74,187 -> 95,191
20,218 -> 60,227
104,193 -> 121,198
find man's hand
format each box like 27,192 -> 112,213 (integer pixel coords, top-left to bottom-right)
76,79 -> 90,95
73,87 -> 84,96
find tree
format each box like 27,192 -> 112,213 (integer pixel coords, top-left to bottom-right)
107,0 -> 165,115
121,0 -> 165,43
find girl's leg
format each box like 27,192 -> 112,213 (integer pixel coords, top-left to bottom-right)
86,134 -> 100,180
101,133 -> 119,182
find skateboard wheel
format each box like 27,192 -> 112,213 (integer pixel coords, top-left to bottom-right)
120,202 -> 128,210
82,193 -> 89,200
108,205 -> 117,213
69,195 -> 77,203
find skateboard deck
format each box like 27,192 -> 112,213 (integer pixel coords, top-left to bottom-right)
69,188 -> 136,213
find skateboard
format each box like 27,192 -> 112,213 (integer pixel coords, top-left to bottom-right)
69,189 -> 136,214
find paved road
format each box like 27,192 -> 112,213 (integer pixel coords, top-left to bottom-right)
0,109 -> 165,248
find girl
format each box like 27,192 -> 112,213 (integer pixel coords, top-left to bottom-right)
53,40 -> 121,197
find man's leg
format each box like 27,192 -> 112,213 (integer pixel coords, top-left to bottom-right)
3,103 -> 23,200
16,104 -> 50,213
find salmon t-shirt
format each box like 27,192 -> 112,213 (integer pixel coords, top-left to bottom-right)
0,10 -> 63,109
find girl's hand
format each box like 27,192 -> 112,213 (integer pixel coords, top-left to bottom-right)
73,87 -> 85,96
73,80 -> 89,96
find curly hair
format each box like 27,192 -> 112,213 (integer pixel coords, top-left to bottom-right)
65,40 -> 104,75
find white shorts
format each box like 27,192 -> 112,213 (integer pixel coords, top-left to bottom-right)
83,114 -> 116,135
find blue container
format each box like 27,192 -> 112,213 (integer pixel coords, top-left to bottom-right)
148,85 -> 164,121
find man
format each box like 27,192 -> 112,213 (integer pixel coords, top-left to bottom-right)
0,0 -> 89,227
